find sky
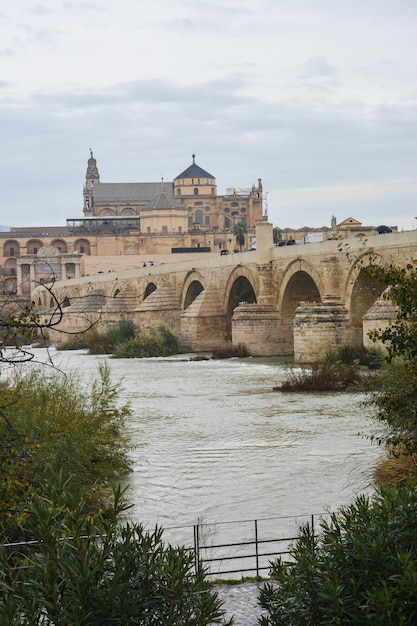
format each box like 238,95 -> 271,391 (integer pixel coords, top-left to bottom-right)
1,0 -> 416,231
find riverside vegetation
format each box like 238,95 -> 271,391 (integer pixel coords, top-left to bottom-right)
57,319 -> 182,358
277,344 -> 383,393
259,262 -> 417,625
0,304 -> 230,624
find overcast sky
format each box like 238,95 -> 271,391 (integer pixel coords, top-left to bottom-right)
1,0 -> 416,231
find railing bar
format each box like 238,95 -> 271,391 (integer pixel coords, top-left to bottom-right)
198,535 -> 299,551
201,550 -> 291,564
207,565 -> 271,576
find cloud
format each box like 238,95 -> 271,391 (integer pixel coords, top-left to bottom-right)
0,0 -> 416,230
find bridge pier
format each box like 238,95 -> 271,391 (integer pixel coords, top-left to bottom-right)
232,304 -> 283,356
180,284 -> 227,351
134,281 -> 182,336
294,301 -> 351,363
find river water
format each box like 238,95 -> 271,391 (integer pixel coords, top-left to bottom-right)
11,349 -> 381,553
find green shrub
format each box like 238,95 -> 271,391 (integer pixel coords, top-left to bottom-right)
57,320 -> 136,354
278,345 -> 383,392
0,474 -> 230,625
112,325 -> 181,358
0,363 -> 131,539
107,318 -> 135,345
211,343 -> 249,359
55,329 -> 95,350
324,344 -> 383,369
259,483 -> 417,625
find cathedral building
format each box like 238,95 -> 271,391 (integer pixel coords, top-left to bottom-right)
0,153 -> 264,295
82,151 -> 264,232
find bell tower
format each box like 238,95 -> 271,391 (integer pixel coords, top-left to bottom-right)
83,149 -> 100,216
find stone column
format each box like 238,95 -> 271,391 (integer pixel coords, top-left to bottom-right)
232,303 -> 281,356
294,301 -> 350,363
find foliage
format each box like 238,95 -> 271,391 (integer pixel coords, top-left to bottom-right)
0,282 -> 91,364
365,263 -> 417,361
55,331 -> 91,350
57,319 -> 136,354
107,318 -> 135,345
259,483 -> 417,626
363,264 -> 417,459
211,343 -> 249,359
0,298 -> 48,363
323,343 -> 383,370
272,227 -> 282,244
0,473 -> 230,626
374,448 -> 417,487
57,320 -> 181,359
278,345 -> 382,392
112,325 -> 181,358
0,362 -> 131,539
232,222 -> 248,252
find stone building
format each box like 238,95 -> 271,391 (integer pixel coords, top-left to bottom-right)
0,153 -> 264,295
16,246 -> 83,297
83,151 -> 264,232
0,152 -> 397,296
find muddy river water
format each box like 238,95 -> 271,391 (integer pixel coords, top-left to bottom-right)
27,348 -> 381,548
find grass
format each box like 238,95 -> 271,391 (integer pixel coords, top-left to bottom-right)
277,345 -> 384,393
56,321 -> 182,358
211,343 -> 249,359
373,448 -> 417,486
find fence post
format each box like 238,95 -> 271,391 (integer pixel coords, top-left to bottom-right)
311,514 -> 315,554
193,523 -> 200,573
255,519 -> 259,579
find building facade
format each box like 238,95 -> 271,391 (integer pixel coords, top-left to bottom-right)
83,151 -> 264,232
0,152 -> 397,296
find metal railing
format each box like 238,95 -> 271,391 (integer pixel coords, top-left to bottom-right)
162,512 -> 327,579
3,512 -> 328,581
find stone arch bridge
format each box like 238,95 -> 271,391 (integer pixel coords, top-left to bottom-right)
34,223 -> 417,362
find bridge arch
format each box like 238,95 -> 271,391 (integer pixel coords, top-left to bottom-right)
343,252 -> 388,345
181,271 -> 206,310
143,282 -> 157,300
183,280 -> 204,309
277,258 -> 324,311
224,266 -> 258,341
277,258 -> 323,355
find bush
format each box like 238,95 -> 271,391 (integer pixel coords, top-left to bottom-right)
0,474 -> 230,626
107,318 -> 135,345
259,483 -> 417,625
112,325 -> 181,358
278,345 -> 383,392
55,331 -> 92,350
57,320 -> 136,354
211,343 -> 249,359
0,363 -> 131,539
324,344 -> 383,369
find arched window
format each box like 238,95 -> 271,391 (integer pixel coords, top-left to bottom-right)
194,188 -> 199,195
177,189 -> 181,196
195,210 -> 203,225
188,216 -> 193,227
224,217 -> 230,228
205,216 -> 210,226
